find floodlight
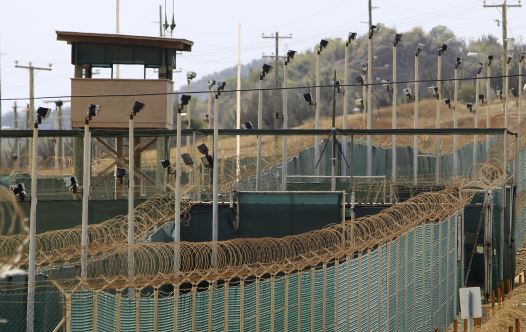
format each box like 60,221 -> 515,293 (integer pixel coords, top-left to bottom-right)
260,64 -> 273,79
319,39 -> 329,49
115,167 -> 126,179
208,80 -> 217,89
361,64 -> 368,74
497,89 -> 503,99
455,57 -> 463,69
440,44 -> 451,55
466,103 -> 474,112
355,75 -> 365,85
201,155 -> 214,169
217,81 -> 226,91
521,53 -> 525,63
333,80 -> 342,93
444,98 -> 451,108
488,55 -> 494,65
381,79 -> 390,91
87,104 -> 101,119
197,143 -> 210,156
180,94 -> 191,106
354,99 -> 364,107
394,33 -> 402,46
416,43 -> 425,56
479,94 -> 486,103
275,112 -> 284,120
370,25 -> 380,35
244,121 -> 255,130
477,63 -> 483,75
132,101 -> 145,115
507,55 -> 513,64
10,183 -> 26,201
64,176 -> 79,193
348,32 -> 358,43
55,100 -> 64,108
403,88 -> 413,99
181,153 -> 194,166
428,86 -> 439,99
303,92 -> 315,106
511,88 -> 519,98
160,159 -> 171,169
205,114 -> 210,123
36,107 -> 51,124
186,71 -> 197,81
286,50 -> 296,63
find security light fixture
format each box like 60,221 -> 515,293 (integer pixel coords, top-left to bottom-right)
455,57 -> 463,69
521,53 -> 525,63
286,50 -> 296,64
488,55 -> 494,65
181,153 -> 194,166
186,71 -> 197,81
10,183 -> 26,201
479,94 -> 486,103
444,98 -> 451,109
64,176 -> 79,193
370,25 -> 380,37
132,101 -> 145,115
466,103 -> 474,113
201,155 -> 214,169
416,43 -> 425,56
507,55 -> 513,64
275,112 -> 284,120
497,89 -> 503,100
36,107 -> 51,124
347,32 -> 358,44
197,143 -> 210,156
394,33 -> 402,46
403,88 -> 413,100
217,81 -> 226,91
361,64 -> 368,74
355,75 -> 365,85
428,86 -> 439,99
208,80 -> 217,89
244,121 -> 255,130
511,87 -> 519,98
438,44 -> 448,55
477,63 -> 483,75
180,94 -> 191,107
303,92 -> 315,106
160,159 -> 171,169
333,80 -> 342,93
260,64 -> 273,80
87,104 -> 101,120
319,39 -> 329,49
115,167 -> 126,179
381,79 -> 391,92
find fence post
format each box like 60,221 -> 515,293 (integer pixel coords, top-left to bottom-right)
224,281 -> 229,331
115,290 -> 121,332
322,263 -> 327,331
191,285 -> 197,332
65,292 -> 72,332
284,273 -> 289,332
137,288 -> 142,332
208,284 -> 213,332
386,243 -> 391,332
173,285 -> 179,332
256,277 -> 260,332
240,279 -> 245,332
310,267 -> 315,332
93,290 -> 98,332
334,260 -> 340,331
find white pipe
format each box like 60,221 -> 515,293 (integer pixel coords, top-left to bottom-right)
518,59 -> 523,136
473,72 -> 480,170
127,116 -> 135,282
314,50 -> 321,177
486,63 -> 491,153
435,54 -> 442,184
26,123 -> 38,332
256,79 -> 262,190
212,94 -> 219,265
391,43 -> 398,183
342,41 -> 350,176
366,36 -> 373,176
281,62 -> 289,191
174,107 -> 182,275
81,123 -> 90,278
236,23 -> 241,186
453,67 -> 459,176
413,54 -> 420,185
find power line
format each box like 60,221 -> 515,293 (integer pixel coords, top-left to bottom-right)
0,73 -> 524,102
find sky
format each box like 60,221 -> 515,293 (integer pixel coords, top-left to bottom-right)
1,0 -> 525,123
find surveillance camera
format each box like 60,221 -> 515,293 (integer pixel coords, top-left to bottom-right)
466,103 -> 474,112
186,71 -> 197,80
10,183 -> 26,201
207,80 -> 217,89
416,43 -> 425,56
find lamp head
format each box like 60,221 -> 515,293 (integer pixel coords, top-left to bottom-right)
348,32 -> 358,44
244,121 -> 255,130
132,101 -> 145,115
10,183 -> 26,201
319,39 -> 329,50
186,71 -> 197,81
466,103 -> 474,112
208,80 -> 217,89
180,94 -> 191,106
286,50 -> 296,63
87,104 -> 101,119
438,44 -> 448,55
455,57 -> 463,69
115,167 -> 126,179
36,107 -> 51,124
160,159 -> 171,169
394,33 -> 402,46
197,143 -> 210,156
355,75 -> 365,85
303,92 -> 315,106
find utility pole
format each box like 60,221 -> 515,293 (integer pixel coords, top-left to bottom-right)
366,0 -> 374,176
14,62 -> 52,162
262,32 -> 292,129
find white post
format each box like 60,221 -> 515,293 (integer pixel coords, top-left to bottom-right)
413,52 -> 420,185
174,107 -> 182,274
281,61 -> 289,191
366,36 -> 373,176
256,79 -> 263,190
453,65 -> 459,176
391,41 -> 398,183
473,72 -> 480,170
26,123 -> 39,332
212,94 -> 219,265
236,23 -> 242,186
128,115 -> 135,283
486,62 -> 492,153
518,58 -> 523,137
315,49 -> 321,177
435,53 -> 442,184
115,0 -> 120,79
81,122 -> 90,278
342,40 -> 350,176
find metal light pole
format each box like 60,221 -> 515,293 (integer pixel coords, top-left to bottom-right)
473,64 -> 482,169
453,57 -> 462,176
185,71 -> 196,190
256,64 -> 272,190
212,82 -> 225,266
127,101 -> 144,286
486,56 -> 494,153
435,45 -> 447,184
315,40 -> 328,177
81,105 -> 100,278
392,33 -> 401,183
413,44 -> 423,185
26,107 -> 50,332
342,33 -> 356,176
281,51 -> 295,191
519,54 -> 524,138
366,27 -> 375,176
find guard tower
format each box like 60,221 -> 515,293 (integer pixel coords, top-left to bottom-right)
57,31 -> 193,192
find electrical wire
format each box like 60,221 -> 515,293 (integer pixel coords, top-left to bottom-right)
0,73 -> 524,102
